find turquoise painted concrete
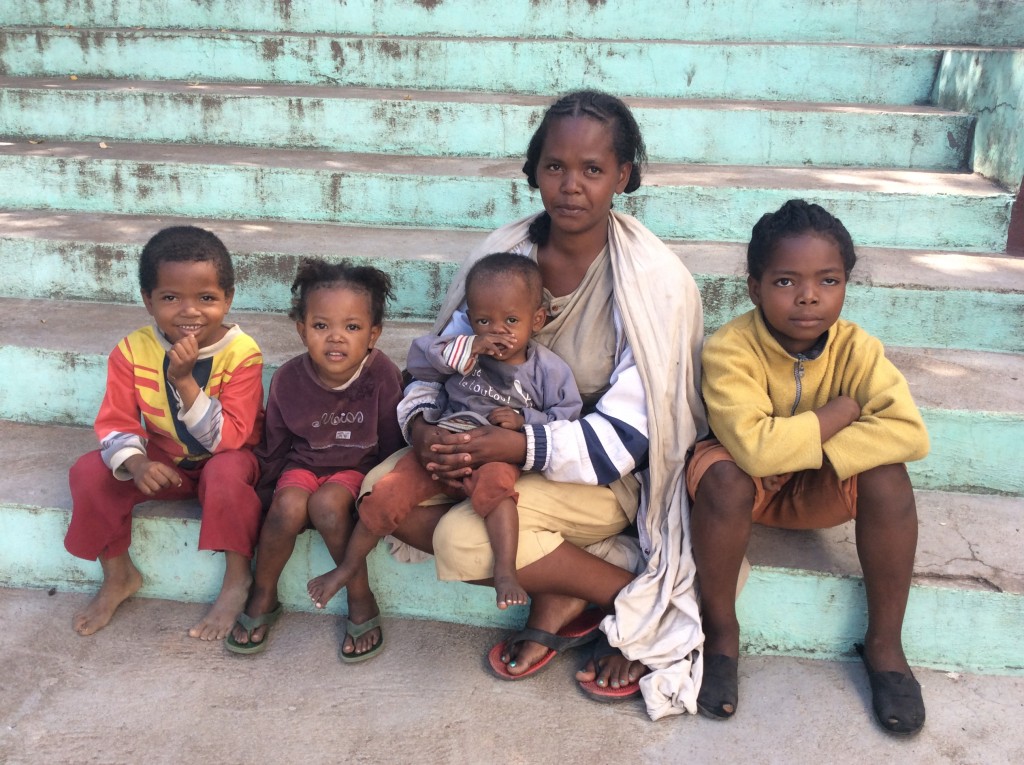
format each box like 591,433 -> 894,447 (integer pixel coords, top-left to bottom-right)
0,85 -> 971,169
0,155 -> 1011,250
2,345 -> 1019,495
738,568 -> 1023,673
0,503 -> 522,630
3,504 -> 1020,672
0,29 -> 945,104
1,238 -> 1021,353
934,49 -> 1024,193
2,0 -> 1022,46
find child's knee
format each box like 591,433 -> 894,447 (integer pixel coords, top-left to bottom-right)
857,463 -> 916,519
307,490 -> 354,533
203,449 -> 258,485
266,490 -> 310,533
694,460 -> 756,517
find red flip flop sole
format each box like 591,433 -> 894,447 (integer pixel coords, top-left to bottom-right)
578,678 -> 643,703
486,608 -> 604,681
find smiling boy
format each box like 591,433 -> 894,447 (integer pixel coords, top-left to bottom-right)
64,226 -> 264,639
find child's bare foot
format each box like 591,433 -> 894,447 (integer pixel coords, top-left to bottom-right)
307,566 -> 350,609
494,573 -> 528,610
72,553 -> 143,636
189,552 -> 252,640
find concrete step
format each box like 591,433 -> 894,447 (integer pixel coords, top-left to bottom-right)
1,297 -> 1021,495
0,28 -> 958,104
0,77 -> 973,170
0,142 -> 1012,251
2,211 -> 1022,352
4,0 -> 1022,46
1,419 -> 1019,672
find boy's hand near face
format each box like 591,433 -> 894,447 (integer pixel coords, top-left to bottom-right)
472,332 -> 514,360
123,454 -> 183,496
489,406 -> 525,430
166,335 -> 202,410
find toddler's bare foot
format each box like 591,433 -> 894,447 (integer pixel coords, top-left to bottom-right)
494,573 -> 528,610
72,554 -> 143,636
307,567 -> 349,610
189,554 -> 252,640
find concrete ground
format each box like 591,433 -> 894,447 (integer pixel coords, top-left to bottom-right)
2,587 -> 1022,765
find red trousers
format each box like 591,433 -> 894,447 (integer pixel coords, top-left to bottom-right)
65,449 -> 262,561
358,450 -> 520,537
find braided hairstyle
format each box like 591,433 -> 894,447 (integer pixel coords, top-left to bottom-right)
522,90 -> 647,245
288,257 -> 395,326
747,199 -> 857,280
139,225 -> 234,294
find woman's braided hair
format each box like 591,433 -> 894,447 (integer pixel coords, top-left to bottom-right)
523,90 -> 647,245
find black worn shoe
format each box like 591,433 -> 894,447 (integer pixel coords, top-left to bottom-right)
855,643 -> 926,736
697,654 -> 739,720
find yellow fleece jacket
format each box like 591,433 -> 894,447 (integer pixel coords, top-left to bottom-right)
701,309 -> 929,480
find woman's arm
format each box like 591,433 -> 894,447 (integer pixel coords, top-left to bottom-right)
529,342 -> 648,483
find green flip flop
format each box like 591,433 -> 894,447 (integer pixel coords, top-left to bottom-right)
225,603 -> 283,655
340,614 -> 384,664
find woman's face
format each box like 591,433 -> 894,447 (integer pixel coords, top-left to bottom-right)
535,116 -> 632,240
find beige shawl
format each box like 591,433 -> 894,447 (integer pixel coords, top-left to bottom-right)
435,211 -> 708,719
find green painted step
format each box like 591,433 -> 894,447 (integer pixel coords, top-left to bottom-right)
3,212 -> 1024,347
3,0 -> 1022,46
1,298 -> 1021,495
0,28 -> 952,104
0,143 -> 1011,250
1,420 -> 1019,672
1,212 -> 1021,351
0,78 -> 973,170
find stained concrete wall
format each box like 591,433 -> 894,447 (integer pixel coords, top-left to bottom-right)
934,49 -> 1024,195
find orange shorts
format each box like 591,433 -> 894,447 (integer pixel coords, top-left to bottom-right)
685,439 -> 858,529
276,468 -> 364,499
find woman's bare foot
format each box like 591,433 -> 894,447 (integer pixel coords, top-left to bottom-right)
307,565 -> 353,610
500,593 -> 587,676
494,572 -> 528,610
189,551 -> 252,641
72,553 -> 143,636
575,649 -> 648,690
229,584 -> 279,647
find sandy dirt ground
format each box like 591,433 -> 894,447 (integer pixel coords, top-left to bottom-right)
2,587 -> 1022,765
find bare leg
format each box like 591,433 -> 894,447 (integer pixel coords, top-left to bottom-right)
229,488 -> 308,647
189,550 -> 252,640
72,552 -> 143,636
855,463 -> 917,674
306,520 -> 381,610
498,542 -> 636,677
484,499 -> 528,610
690,461 -> 755,661
689,460 -> 756,717
307,485 -> 380,657
390,503 -> 451,554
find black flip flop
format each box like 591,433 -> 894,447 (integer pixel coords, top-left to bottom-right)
855,643 -> 925,736
696,654 -> 739,720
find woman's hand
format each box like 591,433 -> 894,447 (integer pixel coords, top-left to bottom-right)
428,425 -> 527,472
408,416 -> 474,488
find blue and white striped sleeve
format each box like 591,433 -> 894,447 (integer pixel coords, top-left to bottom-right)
523,341 -> 649,484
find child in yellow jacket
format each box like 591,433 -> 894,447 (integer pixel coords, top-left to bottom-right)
687,199 -> 929,735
